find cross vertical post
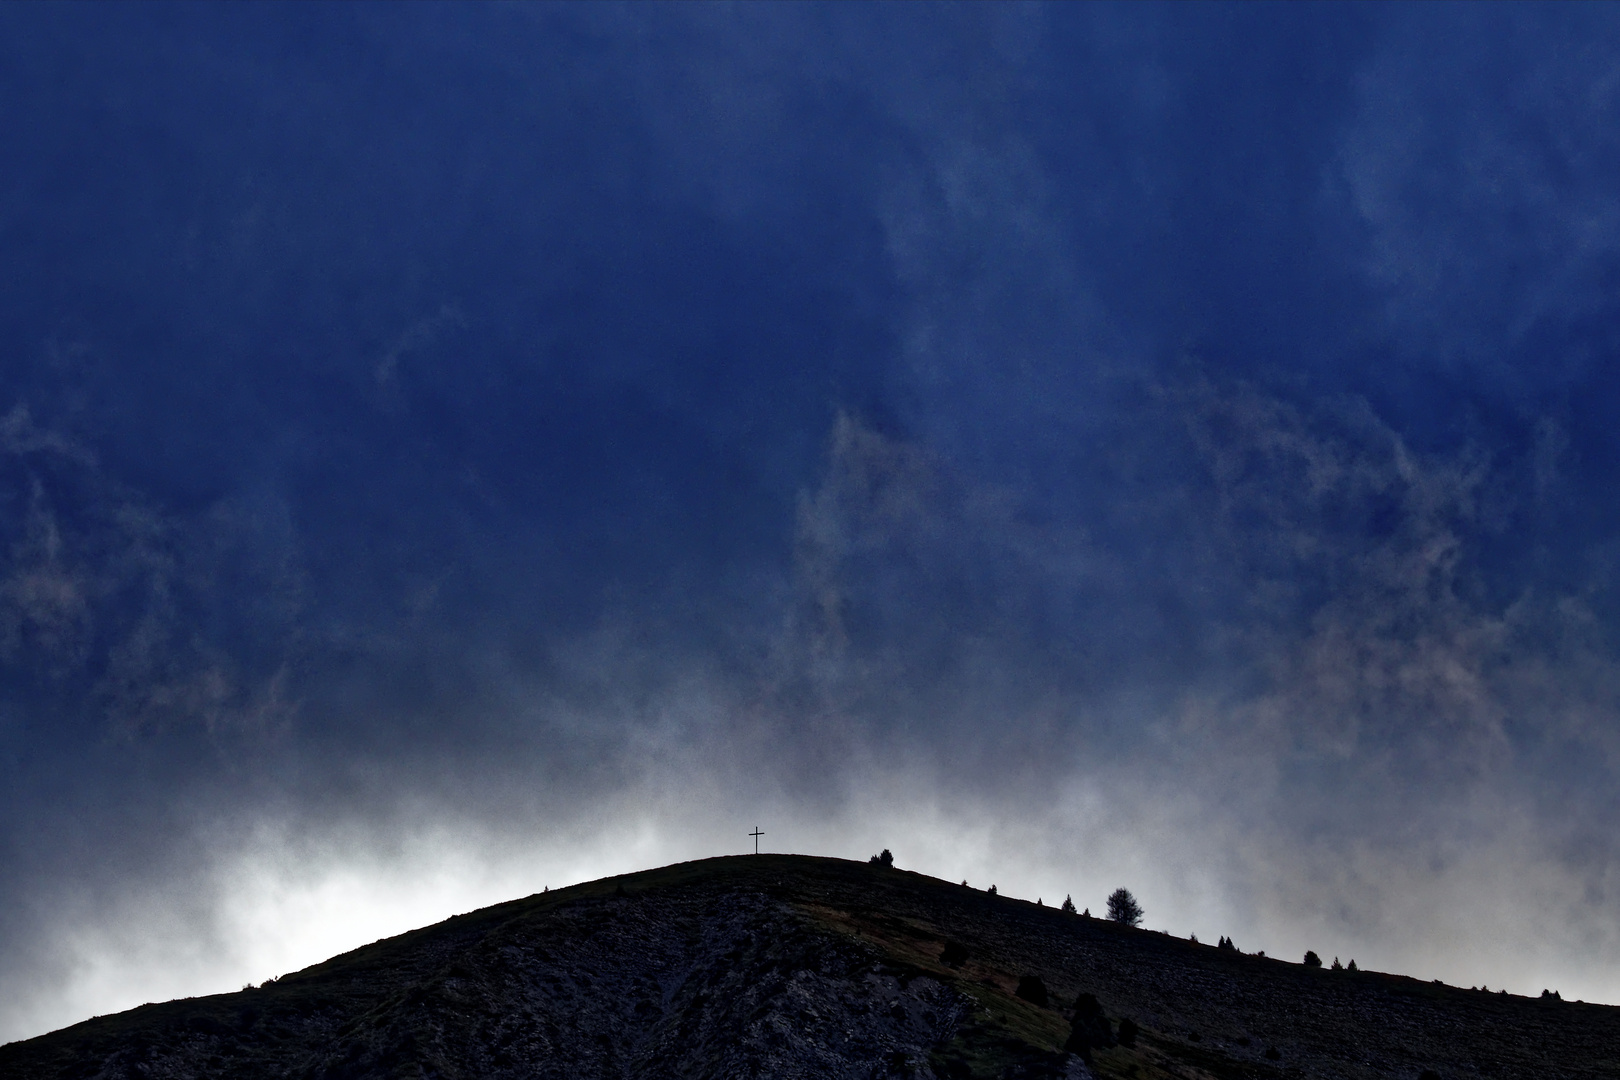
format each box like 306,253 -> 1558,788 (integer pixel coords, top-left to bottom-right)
749,826 -> 764,854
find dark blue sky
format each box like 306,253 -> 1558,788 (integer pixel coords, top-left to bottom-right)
5,2 -> 1620,1037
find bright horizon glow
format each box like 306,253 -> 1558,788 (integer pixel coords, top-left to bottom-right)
7,776 -> 1615,1044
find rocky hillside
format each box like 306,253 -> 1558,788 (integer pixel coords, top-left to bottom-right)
2,855 -> 1615,1079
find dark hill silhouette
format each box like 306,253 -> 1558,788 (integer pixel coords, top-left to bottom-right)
2,855 -> 1615,1079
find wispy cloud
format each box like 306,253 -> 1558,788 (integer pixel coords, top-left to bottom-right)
4,1 -> 1620,1044
0,406 -> 299,739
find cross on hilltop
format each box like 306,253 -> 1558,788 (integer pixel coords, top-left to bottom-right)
749,826 -> 764,854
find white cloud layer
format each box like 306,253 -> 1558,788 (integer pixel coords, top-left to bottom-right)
8,758 -> 1619,1044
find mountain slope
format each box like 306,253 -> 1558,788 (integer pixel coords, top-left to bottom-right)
2,855 -> 1615,1079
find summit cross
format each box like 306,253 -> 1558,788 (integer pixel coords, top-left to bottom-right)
749,826 -> 764,854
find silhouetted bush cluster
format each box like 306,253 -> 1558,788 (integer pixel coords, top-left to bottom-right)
1303,950 -> 1322,968
939,941 -> 968,968
1064,993 -> 1116,1062
868,848 -> 894,867
1217,935 -> 1237,952
1117,1017 -> 1138,1047
1541,988 -> 1562,1001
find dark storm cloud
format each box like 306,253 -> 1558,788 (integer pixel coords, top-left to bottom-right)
4,1 -> 1620,1038
1336,5 -> 1620,382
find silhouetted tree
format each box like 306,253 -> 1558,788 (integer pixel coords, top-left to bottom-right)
1303,950 -> 1322,968
1062,894 -> 1077,914
1331,956 -> 1343,971
1217,935 -> 1237,952
869,848 -> 894,867
988,884 -> 997,895
1347,959 -> 1357,972
1106,888 -> 1143,927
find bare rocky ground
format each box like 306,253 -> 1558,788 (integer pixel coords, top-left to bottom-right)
2,855 -> 1615,1080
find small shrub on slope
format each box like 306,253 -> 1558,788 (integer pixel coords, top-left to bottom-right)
1015,975 -> 1049,1007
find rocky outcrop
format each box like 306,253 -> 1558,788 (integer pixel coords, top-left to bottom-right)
298,890 -> 972,1080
